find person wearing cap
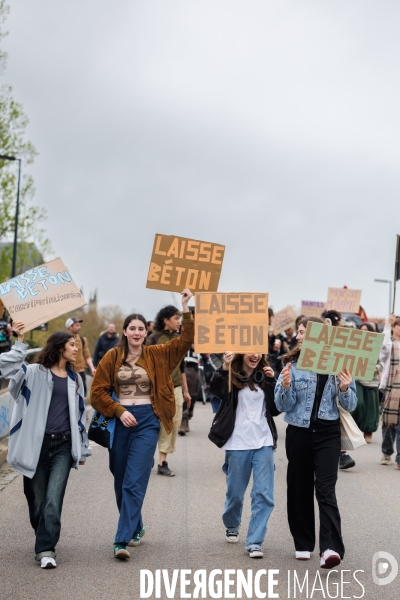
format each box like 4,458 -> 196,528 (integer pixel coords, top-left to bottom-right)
146,305 -> 191,476
65,317 -> 95,396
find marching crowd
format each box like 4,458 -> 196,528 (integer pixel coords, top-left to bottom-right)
0,293 -> 399,571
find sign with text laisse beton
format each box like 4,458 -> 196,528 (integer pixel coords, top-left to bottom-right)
297,321 -> 383,381
146,234 -> 225,293
326,288 -> 361,314
194,293 -> 269,353
0,258 -> 86,333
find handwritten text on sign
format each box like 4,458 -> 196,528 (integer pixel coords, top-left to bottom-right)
0,257 -> 86,333
300,301 -> 326,318
272,306 -> 297,335
297,321 -> 383,381
194,293 -> 269,353
146,234 -> 225,293
326,288 -> 361,314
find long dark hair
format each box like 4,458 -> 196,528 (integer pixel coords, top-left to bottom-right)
118,313 -> 147,362
358,322 -> 375,332
282,316 -> 325,365
35,331 -> 75,369
230,354 -> 270,391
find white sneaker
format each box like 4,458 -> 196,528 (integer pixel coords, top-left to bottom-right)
320,549 -> 341,569
225,530 -> 239,543
248,546 -> 263,558
296,551 -> 311,560
40,557 -> 56,569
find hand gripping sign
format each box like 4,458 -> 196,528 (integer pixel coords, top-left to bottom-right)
146,234 -> 225,293
194,293 -> 269,353
0,257 -> 86,333
297,321 -> 383,381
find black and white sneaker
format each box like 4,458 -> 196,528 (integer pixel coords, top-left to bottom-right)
157,461 -> 175,477
225,530 -> 239,543
40,557 -> 56,569
248,546 -> 263,558
339,452 -> 355,470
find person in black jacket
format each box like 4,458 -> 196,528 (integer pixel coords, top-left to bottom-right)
93,324 -> 119,367
208,352 -> 280,559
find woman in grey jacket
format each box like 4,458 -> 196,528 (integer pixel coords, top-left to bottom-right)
0,320 -> 91,569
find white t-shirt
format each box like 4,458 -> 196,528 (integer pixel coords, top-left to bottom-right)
222,384 -> 273,451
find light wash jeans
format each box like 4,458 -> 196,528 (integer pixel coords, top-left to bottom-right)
222,445 -> 275,550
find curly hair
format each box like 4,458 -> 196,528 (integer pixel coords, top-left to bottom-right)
154,305 -> 180,332
35,331 -> 75,369
282,316 -> 325,365
321,309 -> 342,327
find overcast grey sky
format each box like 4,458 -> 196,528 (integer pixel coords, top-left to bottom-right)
4,1 -> 400,320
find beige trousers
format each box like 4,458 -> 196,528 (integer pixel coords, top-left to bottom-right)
158,386 -> 183,454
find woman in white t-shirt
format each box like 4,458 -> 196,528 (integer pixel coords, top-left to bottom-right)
208,352 -> 279,558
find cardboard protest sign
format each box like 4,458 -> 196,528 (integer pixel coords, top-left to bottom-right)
272,306 -> 297,335
301,301 -> 326,318
297,321 -> 383,381
0,258 -> 86,333
326,288 -> 361,314
194,293 -> 269,353
146,234 -> 225,293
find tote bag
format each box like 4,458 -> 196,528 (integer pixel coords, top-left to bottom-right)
335,377 -> 366,451
88,391 -> 119,449
88,348 -> 120,449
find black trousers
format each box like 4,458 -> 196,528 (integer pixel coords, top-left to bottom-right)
79,371 -> 87,397
285,424 -> 344,558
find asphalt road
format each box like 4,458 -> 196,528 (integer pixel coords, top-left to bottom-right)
0,403 -> 399,600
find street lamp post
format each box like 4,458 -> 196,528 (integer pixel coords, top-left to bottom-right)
374,278 -> 392,316
0,154 -> 22,278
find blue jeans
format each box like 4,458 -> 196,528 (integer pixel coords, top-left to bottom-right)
23,430 -> 73,560
109,405 -> 160,545
382,421 -> 400,464
222,446 -> 275,550
210,396 -> 221,414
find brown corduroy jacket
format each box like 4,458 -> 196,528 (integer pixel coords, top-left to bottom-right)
90,312 -> 194,434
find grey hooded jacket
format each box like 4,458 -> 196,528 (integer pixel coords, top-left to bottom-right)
0,341 -> 91,478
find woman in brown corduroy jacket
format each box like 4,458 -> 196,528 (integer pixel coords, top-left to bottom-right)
90,289 -> 194,559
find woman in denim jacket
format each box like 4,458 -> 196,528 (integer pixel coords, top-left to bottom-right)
274,316 -> 357,570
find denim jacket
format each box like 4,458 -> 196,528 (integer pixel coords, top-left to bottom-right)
274,362 -> 357,428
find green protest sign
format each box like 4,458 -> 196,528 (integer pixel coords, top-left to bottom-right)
297,321 -> 383,381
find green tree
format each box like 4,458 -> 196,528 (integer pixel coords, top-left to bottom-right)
0,0 -> 50,282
